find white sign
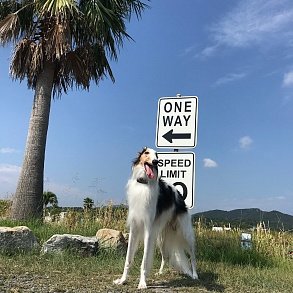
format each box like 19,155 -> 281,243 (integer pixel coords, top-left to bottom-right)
157,152 -> 195,209
156,96 -> 198,148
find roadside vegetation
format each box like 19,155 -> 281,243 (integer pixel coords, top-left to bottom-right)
0,200 -> 293,292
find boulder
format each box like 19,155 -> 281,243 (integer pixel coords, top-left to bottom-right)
0,226 -> 40,253
42,234 -> 98,256
96,228 -> 127,252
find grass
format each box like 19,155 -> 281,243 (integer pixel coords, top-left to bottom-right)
1,251 -> 292,292
0,203 -> 293,292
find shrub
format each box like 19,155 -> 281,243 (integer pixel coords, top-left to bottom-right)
0,199 -> 11,218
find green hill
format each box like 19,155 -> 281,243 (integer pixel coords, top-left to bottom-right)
193,208 -> 293,231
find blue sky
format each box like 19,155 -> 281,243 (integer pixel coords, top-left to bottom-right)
1,0 -> 293,215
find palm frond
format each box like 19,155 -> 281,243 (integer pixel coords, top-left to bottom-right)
7,0 -> 148,97
119,0 -> 149,20
0,1 -> 37,45
10,38 -> 40,87
45,17 -> 71,60
78,0 -> 137,59
0,1 -> 20,19
0,12 -> 20,44
30,42 -> 44,83
52,43 -> 114,96
37,0 -> 78,16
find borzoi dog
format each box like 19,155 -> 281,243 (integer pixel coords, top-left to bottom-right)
114,147 -> 198,289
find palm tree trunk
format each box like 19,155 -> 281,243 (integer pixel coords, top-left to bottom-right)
11,62 -> 55,220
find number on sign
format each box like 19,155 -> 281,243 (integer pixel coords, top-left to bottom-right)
173,182 -> 187,200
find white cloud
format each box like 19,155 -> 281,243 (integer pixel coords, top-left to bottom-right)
203,158 -> 218,168
214,72 -> 247,86
282,71 -> 293,87
197,44 -> 219,59
0,164 -> 21,176
0,147 -> 18,154
180,45 -> 197,56
199,0 -> 293,57
0,164 -> 21,196
239,136 -> 253,149
270,196 -> 286,200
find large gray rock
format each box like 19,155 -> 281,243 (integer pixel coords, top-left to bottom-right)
96,228 -> 127,252
0,226 -> 40,252
42,234 -> 98,256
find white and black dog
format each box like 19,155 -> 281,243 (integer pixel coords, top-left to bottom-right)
114,147 -> 198,289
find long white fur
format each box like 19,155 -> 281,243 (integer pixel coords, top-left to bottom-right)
114,148 -> 198,289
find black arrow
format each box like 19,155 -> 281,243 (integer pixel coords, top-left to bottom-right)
162,129 -> 191,143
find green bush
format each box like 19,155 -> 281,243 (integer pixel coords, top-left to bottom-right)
0,199 -> 11,217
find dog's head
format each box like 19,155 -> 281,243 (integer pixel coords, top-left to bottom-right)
132,147 -> 159,182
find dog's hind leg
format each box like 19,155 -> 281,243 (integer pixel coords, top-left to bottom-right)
156,236 -> 168,275
158,247 -> 167,275
190,245 -> 198,280
114,227 -> 140,285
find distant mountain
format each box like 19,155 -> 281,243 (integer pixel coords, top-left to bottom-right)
192,208 -> 293,231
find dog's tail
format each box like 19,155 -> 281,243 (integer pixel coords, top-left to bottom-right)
168,239 -> 193,277
160,223 -> 194,277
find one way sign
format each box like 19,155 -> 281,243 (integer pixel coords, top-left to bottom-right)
156,96 -> 198,148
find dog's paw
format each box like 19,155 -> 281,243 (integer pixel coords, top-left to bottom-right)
113,278 -> 126,285
138,281 -> 147,289
192,272 -> 199,280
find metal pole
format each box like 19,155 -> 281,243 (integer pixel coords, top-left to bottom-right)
174,94 -> 181,152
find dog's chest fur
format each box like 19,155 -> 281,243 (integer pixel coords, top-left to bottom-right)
126,179 -> 159,225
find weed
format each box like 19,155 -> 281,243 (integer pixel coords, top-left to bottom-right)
0,204 -> 293,292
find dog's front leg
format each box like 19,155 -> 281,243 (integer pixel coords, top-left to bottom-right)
114,228 -> 139,285
138,230 -> 155,289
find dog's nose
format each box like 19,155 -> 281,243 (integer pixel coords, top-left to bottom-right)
152,159 -> 159,166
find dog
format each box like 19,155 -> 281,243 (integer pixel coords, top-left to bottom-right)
114,147 -> 198,289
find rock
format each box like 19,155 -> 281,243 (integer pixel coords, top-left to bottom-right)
42,234 -> 98,256
123,233 -> 129,242
0,226 -> 40,253
96,228 -> 127,252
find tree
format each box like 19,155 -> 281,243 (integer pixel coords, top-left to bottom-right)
83,197 -> 94,211
43,190 -> 58,217
0,0 -> 148,220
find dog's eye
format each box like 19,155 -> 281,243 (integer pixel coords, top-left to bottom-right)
144,151 -> 149,155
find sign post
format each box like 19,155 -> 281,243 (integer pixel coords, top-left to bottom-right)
155,95 -> 198,209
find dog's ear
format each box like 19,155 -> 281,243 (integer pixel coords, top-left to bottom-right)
132,147 -> 147,166
139,147 -> 147,156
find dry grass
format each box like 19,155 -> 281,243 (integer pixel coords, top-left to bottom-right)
0,201 -> 293,292
1,251 -> 293,292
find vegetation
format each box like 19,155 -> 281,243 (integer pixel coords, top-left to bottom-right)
0,203 -> 292,292
0,0 -> 148,220
193,208 -> 293,231
83,197 -> 94,211
42,191 -> 58,218
0,199 -> 11,218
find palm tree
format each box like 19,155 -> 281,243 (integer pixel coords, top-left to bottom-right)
43,190 -> 58,217
83,197 -> 94,211
0,0 -> 148,220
